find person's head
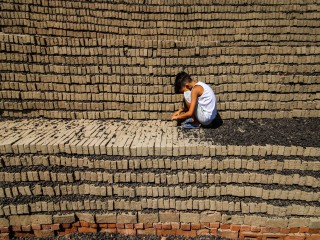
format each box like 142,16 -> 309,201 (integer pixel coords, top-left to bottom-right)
174,71 -> 193,93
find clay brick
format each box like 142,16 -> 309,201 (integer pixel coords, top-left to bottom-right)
210,222 -> 220,228
200,212 -> 221,223
251,226 -> 261,232
78,227 -> 97,233
159,212 -> 179,222
79,221 -> 90,227
210,228 -> 218,236
299,227 -> 309,233
137,228 -> 156,235
191,223 -> 201,230
144,223 -> 153,229
230,224 -> 241,231
262,232 -> 286,238
100,228 -> 117,233
76,212 -> 95,223
89,223 -> 98,228
0,218 -> 9,227
0,233 -> 9,240
72,222 -> 80,227
138,213 -> 158,223
51,223 -> 60,230
180,213 -> 200,223
240,231 -> 263,239
176,229 -> 197,237
284,233 -> 306,240
220,223 -> 231,229
171,222 -> 180,230
65,227 -> 78,233
156,229 -> 177,236
53,213 -> 75,224
12,225 -> 21,231
117,228 -> 136,235
181,223 -> 191,231
0,227 -> 9,233
125,223 -> 134,229
197,229 -> 210,235
14,232 -> 35,238
153,223 -> 162,229
117,213 -> 137,224
116,223 -> 125,229
108,223 -> 116,229
9,215 -> 31,226
34,229 -> 54,238
305,234 -> 320,240
42,224 -> 52,230
96,213 -> 116,223
162,223 -> 171,230
308,229 -> 320,234
31,224 -> 41,231
241,225 -> 251,231
220,229 -> 239,239
135,223 -> 144,229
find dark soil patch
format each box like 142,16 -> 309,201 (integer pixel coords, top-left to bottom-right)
182,118 -> 320,147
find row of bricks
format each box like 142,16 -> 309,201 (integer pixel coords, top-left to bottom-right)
5,210 -> 320,229
2,155 -> 319,172
2,10 -> 320,25
0,86 -> 318,97
1,73 -> 319,86
2,27 -> 319,43
6,223 -> 320,240
0,83 -> 320,97
2,194 -> 319,219
4,0 -> 318,6
2,37 -> 320,55
2,182 -> 319,202
2,100 -> 318,112
1,129 -> 319,156
2,168 -> 318,186
2,6 -> 320,20
1,77 -> 318,94
3,52 -> 320,66
1,18 -> 320,36
1,109 -> 319,120
1,32 -> 318,53
3,1 -> 318,13
0,90 -> 320,102
0,31 -> 318,53
6,221 -> 320,235
2,63 -> 320,75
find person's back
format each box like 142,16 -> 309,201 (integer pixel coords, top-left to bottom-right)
171,71 -> 218,128
193,81 -> 217,125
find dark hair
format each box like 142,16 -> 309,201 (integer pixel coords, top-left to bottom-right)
174,71 -> 192,93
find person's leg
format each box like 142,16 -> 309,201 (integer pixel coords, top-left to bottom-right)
184,95 -> 201,124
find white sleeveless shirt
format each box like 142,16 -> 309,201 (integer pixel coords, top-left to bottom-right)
183,81 -> 217,125
193,81 -> 217,125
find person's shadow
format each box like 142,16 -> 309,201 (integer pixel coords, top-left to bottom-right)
202,112 -> 223,129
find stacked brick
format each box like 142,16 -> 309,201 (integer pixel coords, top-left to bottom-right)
1,0 -> 320,120
0,119 -> 319,239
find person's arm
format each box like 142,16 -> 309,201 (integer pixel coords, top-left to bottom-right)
171,86 -> 200,120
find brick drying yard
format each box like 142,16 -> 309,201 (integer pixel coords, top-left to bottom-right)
0,0 -> 320,239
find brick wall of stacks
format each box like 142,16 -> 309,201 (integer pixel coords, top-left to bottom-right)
1,0 -> 319,120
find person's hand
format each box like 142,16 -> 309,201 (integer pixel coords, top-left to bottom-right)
173,109 -> 182,117
171,115 -> 179,121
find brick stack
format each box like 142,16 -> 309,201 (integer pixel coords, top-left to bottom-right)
0,0 -> 319,120
0,119 -> 319,239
